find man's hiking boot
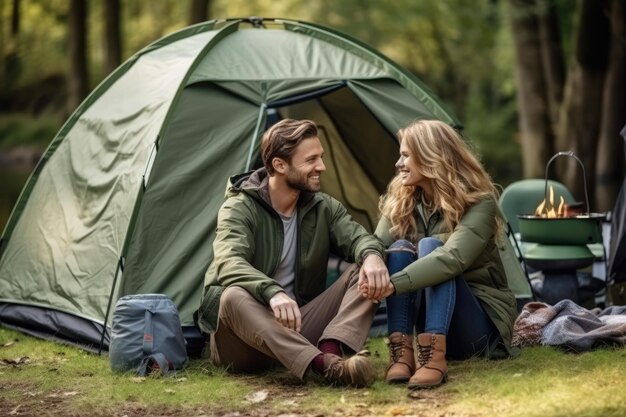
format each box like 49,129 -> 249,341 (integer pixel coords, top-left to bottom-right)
323,350 -> 374,388
384,332 -> 415,383
408,333 -> 448,389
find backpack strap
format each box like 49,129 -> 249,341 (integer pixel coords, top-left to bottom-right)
138,304 -> 175,376
137,353 -> 173,376
142,307 -> 154,355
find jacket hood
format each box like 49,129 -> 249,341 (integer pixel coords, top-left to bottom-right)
226,168 -> 316,209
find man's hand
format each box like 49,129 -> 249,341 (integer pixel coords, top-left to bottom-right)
358,254 -> 390,302
269,292 -> 302,332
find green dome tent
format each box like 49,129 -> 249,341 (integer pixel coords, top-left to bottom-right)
0,18 -> 527,353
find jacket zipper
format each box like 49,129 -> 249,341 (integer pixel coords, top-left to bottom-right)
294,209 -> 302,305
418,205 -> 430,237
251,188 -> 320,304
293,198 -> 321,305
267,210 -> 283,279
418,205 -> 440,238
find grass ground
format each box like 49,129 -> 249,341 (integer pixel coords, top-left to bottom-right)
0,327 -> 625,417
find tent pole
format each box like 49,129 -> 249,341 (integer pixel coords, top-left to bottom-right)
245,103 -> 267,171
98,256 -> 124,355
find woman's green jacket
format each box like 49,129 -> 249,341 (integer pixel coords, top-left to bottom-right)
376,197 -> 520,357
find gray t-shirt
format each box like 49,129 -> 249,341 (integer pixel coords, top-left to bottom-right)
273,211 -> 298,300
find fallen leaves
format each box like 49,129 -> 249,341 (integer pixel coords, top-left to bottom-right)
2,339 -> 18,348
244,389 -> 269,403
387,406 -> 412,416
1,356 -> 30,367
46,390 -> 80,398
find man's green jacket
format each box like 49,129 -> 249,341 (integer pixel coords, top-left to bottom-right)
197,168 -> 385,334
376,197 -> 519,357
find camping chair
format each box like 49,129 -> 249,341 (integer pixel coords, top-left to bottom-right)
499,179 -> 605,306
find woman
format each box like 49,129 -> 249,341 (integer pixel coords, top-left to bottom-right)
366,120 -> 518,389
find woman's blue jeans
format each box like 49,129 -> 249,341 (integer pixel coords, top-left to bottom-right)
385,238 -> 499,359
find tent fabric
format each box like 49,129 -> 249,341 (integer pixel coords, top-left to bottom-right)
0,30 -> 217,323
188,30 -> 389,82
0,18 -> 523,352
609,177 -> 626,283
608,125 -> 626,283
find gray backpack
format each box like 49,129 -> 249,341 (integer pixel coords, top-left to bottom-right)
109,294 -> 188,376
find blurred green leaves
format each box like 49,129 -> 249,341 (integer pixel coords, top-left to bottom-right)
0,0 -> 578,184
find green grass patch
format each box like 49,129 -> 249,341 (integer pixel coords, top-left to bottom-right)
1,327 -> 625,417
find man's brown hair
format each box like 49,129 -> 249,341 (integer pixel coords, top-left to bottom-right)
261,119 -> 318,175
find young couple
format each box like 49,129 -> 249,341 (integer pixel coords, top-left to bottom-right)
196,118 -> 518,389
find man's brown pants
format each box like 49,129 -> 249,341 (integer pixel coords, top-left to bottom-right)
210,265 -> 378,379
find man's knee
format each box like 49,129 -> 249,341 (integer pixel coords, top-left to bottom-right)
337,264 -> 360,287
220,286 -> 251,315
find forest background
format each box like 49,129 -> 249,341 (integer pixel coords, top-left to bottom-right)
1,0 -> 625,233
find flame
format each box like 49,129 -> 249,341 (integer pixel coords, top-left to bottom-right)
534,185 -> 566,218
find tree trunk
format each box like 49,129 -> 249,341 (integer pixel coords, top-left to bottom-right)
104,0 -> 122,76
538,0 -> 565,129
0,0 -> 5,92
68,0 -> 89,113
595,0 -> 626,212
188,0 -> 210,25
11,0 -> 19,36
509,0 -> 555,178
3,0 -> 21,93
555,0 -> 610,204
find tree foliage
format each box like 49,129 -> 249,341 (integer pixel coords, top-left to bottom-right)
2,0 -> 621,199
509,0 -> 625,211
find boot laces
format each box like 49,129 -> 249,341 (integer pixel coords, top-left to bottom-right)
325,362 -> 344,380
323,350 -> 372,387
417,334 -> 435,366
387,335 -> 406,363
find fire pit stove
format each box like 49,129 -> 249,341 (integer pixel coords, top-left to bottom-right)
517,151 -> 606,305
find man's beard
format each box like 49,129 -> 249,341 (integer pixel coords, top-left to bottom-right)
286,168 -> 320,193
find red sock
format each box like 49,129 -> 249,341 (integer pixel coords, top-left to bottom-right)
311,340 -> 342,375
311,353 -> 325,374
318,339 -> 342,356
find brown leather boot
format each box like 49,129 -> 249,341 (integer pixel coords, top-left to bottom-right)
322,350 -> 374,388
384,332 -> 415,383
408,333 -> 448,389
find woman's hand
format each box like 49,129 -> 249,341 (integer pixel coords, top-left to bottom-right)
269,292 -> 301,332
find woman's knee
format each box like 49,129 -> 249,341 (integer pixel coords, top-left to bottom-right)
418,237 -> 443,256
388,239 -> 415,251
386,240 -> 417,273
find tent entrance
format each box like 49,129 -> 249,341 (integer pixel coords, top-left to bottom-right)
260,83 -> 399,231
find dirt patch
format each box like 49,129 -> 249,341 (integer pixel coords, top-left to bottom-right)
0,358 -> 451,417
0,399 -> 320,417
0,384 -> 452,417
0,379 -> 315,417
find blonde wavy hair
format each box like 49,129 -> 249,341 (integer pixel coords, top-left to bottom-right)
379,120 -> 501,241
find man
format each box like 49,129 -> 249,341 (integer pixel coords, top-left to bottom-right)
196,119 -> 389,387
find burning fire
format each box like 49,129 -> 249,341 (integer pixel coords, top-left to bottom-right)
535,185 -> 566,218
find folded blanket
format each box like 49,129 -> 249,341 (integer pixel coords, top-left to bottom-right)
512,300 -> 626,351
